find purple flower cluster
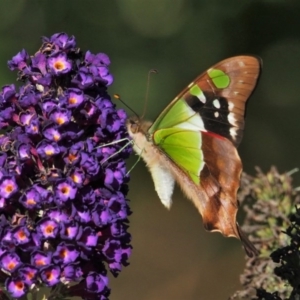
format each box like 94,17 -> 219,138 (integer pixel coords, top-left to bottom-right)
0,33 -> 132,299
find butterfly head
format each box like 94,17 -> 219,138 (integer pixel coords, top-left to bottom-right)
126,116 -> 141,135
126,116 -> 152,136
126,116 -> 153,155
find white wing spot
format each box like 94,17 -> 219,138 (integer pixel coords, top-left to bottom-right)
214,111 -> 219,118
228,112 -> 237,126
228,102 -> 234,110
229,127 -> 238,140
213,99 -> 221,109
230,127 -> 238,139
198,93 -> 206,104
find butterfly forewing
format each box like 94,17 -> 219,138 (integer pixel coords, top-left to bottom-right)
150,56 -> 261,146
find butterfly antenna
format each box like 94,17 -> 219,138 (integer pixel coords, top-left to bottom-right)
140,69 -> 158,119
114,94 -> 139,118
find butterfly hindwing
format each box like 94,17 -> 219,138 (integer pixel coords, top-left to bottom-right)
153,128 -> 204,185
199,132 -> 241,233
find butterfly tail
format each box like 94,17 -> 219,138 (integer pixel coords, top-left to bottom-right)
199,195 -> 259,257
236,222 -> 259,257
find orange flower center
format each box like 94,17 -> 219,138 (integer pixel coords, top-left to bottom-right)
54,61 -> 64,70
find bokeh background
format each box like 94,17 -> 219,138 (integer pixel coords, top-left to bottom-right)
1,1 -> 300,299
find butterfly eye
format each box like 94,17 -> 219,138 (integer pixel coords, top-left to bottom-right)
130,121 -> 139,133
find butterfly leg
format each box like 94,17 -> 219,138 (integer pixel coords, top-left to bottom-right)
100,138 -> 133,164
97,137 -> 132,148
126,149 -> 144,175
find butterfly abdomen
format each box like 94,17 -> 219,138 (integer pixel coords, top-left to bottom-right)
127,118 -> 176,209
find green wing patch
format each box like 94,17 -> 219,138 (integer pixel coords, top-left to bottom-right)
153,128 -> 204,184
207,68 -> 230,89
149,98 -> 205,134
150,99 -> 193,132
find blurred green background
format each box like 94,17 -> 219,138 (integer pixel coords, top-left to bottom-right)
1,1 -> 300,299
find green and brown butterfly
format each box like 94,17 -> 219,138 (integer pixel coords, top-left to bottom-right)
126,56 -> 261,257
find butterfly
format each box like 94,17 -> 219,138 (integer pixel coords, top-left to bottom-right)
126,56 -> 261,257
